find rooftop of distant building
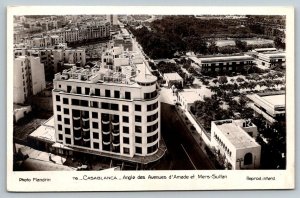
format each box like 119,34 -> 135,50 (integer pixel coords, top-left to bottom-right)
198,54 -> 254,63
213,119 -> 259,149
247,93 -> 285,108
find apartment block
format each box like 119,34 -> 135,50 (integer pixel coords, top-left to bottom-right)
13,56 -> 46,104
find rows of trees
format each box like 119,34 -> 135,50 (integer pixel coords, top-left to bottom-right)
129,15 -> 285,59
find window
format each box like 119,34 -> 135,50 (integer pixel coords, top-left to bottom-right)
72,109 -> 80,117
102,102 -> 109,109
135,115 -> 142,122
114,90 -> 120,98
56,95 -> 60,101
57,115 -> 62,121
58,124 -> 62,131
147,122 -> 158,133
76,87 -> 82,94
123,116 -> 129,123
81,100 -> 88,107
93,132 -> 99,139
147,102 -> 158,111
85,87 -> 90,95
122,105 -> 129,112
95,88 -> 100,96
123,147 -> 130,154
58,134 -> 63,140
92,112 -> 98,119
90,101 -> 98,108
64,108 -> 69,115
65,128 -> 71,135
135,136 -> 142,144
111,103 -> 119,111
123,137 -> 129,144
93,142 -> 99,149
125,91 -> 131,99
123,126 -> 129,134
147,133 -> 158,143
136,147 -> 142,154
71,99 -> 79,106
57,105 -> 61,111
147,112 -> 158,122
147,143 -> 158,154
244,153 -> 253,165
135,105 -> 141,111
105,89 -> 111,97
135,126 -> 142,133
63,98 -> 68,104
64,118 -> 70,125
92,122 -> 99,129
65,138 -> 71,144
67,86 -> 72,93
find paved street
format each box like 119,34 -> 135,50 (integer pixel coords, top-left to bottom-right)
160,101 -> 215,170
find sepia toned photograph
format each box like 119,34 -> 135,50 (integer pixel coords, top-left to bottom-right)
7,6 -> 295,191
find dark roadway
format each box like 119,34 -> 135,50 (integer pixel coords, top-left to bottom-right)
160,102 -> 215,170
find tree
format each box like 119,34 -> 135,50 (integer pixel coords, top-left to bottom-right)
235,39 -> 247,51
208,40 -> 219,54
218,76 -> 228,85
274,37 -> 285,50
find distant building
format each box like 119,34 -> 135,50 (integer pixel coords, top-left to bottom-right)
107,15 -> 118,25
14,44 -> 86,75
193,55 -> 255,74
164,72 -> 183,87
210,119 -> 261,170
177,90 -> 201,110
247,93 -> 285,123
13,56 -> 46,104
256,51 -> 286,69
48,23 -> 110,43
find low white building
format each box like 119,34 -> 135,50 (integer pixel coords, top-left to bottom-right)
193,55 -> 255,74
210,119 -> 261,170
177,90 -> 201,110
256,51 -> 286,69
247,93 -> 285,123
164,72 -> 183,88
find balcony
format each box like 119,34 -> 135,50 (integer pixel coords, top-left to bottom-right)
103,141 -> 110,145
82,128 -> 90,132
73,126 -> 81,131
102,120 -> 110,124
112,130 -> 120,136
73,116 -> 80,120
83,137 -> 91,142
112,142 -> 120,147
111,120 -> 119,126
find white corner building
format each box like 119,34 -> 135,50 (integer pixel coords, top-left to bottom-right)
210,119 -> 261,170
52,45 -> 166,166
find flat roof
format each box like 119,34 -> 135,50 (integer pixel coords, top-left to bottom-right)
178,90 -> 201,103
214,120 -> 259,149
164,72 -> 183,81
260,52 -> 285,59
261,94 -> 285,107
248,93 -> 285,108
253,48 -> 277,52
29,117 -> 56,143
199,55 -> 254,63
